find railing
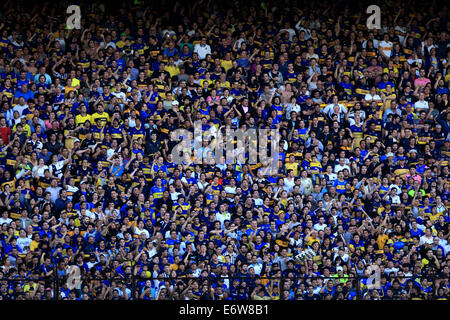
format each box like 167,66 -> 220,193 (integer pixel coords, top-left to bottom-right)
0,269 -> 447,300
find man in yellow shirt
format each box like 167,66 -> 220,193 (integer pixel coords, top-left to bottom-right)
304,230 -> 321,247
285,155 -> 300,176
165,57 -> 180,78
220,52 -> 233,72
75,104 -> 91,126
91,104 -> 110,127
69,70 -> 80,91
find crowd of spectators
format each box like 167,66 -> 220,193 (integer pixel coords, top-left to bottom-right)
0,0 -> 449,300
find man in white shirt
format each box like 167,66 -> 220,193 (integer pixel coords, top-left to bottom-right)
364,87 -> 382,104
81,207 -> 96,221
279,21 -> 296,41
295,19 -> 311,40
347,105 -> 366,126
248,256 -> 263,275
215,204 -> 231,229
334,158 -> 351,173
362,32 -> 379,49
194,38 -> 211,60
12,96 -> 29,116
45,178 -> 63,203
0,211 -> 12,225
384,261 -> 399,276
322,95 -> 348,120
313,216 -> 327,232
378,33 -> 393,59
419,228 -> 435,245
421,37 -> 435,57
16,229 -> 32,253
111,83 -> 127,108
283,170 -> 296,193
414,92 -> 429,112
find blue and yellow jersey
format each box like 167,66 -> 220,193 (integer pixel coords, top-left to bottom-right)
5,154 -> 17,169
146,91 -> 159,108
309,161 -> 322,173
349,240 -> 365,252
22,106 -> 36,121
95,57 -> 106,69
271,104 -> 283,119
173,201 -> 191,218
333,179 -> 347,194
340,82 -> 354,95
75,114 -> 92,126
285,70 -> 297,83
260,59 -> 273,71
152,164 -> 168,176
91,112 -> 110,126
152,79 -> 166,98
91,125 -> 104,140
140,163 -> 152,180
262,204 -> 273,216
77,58 -> 91,71
129,125 -> 145,141
218,80 -> 231,90
137,79 -> 149,91
284,162 -> 299,176
151,185 -> 165,199
210,183 -> 222,195
205,191 -> 214,205
164,161 -> 176,175
102,92 -> 113,103
0,37 -> 10,50
132,43 -> 147,56
108,125 -> 124,140
1,177 -> 16,192
1,86 -> 14,99
379,184 -> 390,196
196,66 -> 208,77
355,84 -> 370,98
298,127 -> 309,141
349,124 -> 363,138
198,104 -> 211,118
200,79 -> 213,88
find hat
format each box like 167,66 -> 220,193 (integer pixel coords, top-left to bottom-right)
337,266 -> 343,272
386,152 -> 394,158
172,100 -> 179,106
